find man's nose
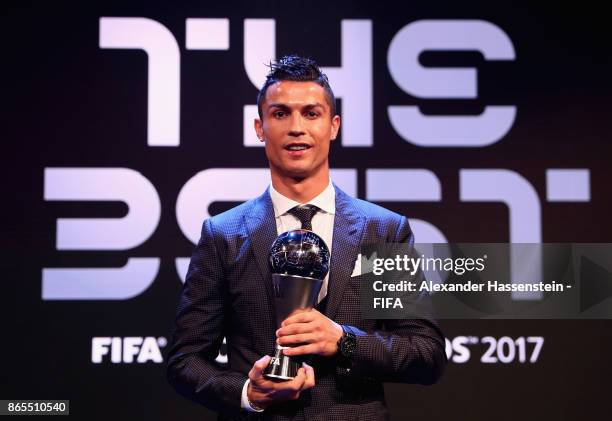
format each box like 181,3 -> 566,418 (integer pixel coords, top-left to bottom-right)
288,112 -> 305,137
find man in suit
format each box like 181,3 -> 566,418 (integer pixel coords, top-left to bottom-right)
167,55 -> 447,420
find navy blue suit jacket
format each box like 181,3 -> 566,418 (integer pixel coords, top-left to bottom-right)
167,186 -> 446,420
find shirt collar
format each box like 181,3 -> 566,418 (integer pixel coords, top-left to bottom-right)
269,180 -> 336,218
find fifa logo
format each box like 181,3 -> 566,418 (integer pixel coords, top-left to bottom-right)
91,336 -> 166,364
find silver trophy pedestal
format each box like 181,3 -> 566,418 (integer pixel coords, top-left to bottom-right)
263,273 -> 323,380
264,346 -> 302,381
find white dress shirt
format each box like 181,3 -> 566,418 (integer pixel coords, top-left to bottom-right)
241,180 -> 336,412
269,180 -> 335,302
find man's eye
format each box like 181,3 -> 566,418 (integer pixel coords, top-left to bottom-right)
306,111 -> 319,118
273,111 -> 286,118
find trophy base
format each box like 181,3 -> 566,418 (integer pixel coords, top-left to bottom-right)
263,347 -> 301,381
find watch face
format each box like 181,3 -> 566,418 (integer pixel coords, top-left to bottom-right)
341,333 -> 356,356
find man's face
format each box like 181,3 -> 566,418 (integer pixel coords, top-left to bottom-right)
255,81 -> 340,181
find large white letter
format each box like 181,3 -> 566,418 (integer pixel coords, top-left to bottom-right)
43,168 -> 160,300
100,17 -> 180,146
460,169 -> 542,299
387,20 -> 516,147
321,20 -> 373,147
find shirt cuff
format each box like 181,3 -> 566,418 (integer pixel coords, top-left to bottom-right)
241,379 -> 264,412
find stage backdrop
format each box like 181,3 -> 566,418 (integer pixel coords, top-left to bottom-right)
4,1 -> 612,420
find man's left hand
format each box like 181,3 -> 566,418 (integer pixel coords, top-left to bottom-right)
277,309 -> 343,357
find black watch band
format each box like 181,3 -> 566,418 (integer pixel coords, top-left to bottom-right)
337,325 -> 357,365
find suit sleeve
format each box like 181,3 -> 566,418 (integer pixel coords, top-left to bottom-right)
166,219 -> 247,418
346,216 -> 447,385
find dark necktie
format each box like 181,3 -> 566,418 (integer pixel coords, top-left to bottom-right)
287,204 -> 320,231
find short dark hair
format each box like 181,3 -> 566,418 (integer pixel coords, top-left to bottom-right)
256,55 -> 337,119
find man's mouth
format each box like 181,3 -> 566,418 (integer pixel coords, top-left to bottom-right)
284,143 -> 312,152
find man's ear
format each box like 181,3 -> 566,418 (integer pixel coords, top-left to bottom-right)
330,115 -> 341,141
254,118 -> 265,142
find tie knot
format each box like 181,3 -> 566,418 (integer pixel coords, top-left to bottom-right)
288,204 -> 320,231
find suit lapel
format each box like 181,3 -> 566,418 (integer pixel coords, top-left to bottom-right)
244,190 -> 277,312
324,186 -> 366,320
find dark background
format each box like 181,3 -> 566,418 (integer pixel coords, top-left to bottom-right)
3,1 -> 612,420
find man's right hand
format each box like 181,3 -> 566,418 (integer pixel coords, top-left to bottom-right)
247,355 -> 315,410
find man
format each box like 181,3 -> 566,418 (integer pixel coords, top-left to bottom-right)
167,55 -> 446,420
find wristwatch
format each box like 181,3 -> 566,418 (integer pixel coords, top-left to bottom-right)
337,325 -> 357,365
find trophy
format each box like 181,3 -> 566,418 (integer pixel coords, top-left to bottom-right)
264,229 -> 330,380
